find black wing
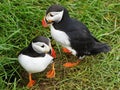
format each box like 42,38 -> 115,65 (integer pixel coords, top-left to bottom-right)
67,19 -> 96,57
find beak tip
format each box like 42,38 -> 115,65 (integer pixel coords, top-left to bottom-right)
41,17 -> 48,27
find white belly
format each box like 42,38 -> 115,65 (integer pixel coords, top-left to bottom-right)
18,54 -> 53,73
50,25 -> 77,55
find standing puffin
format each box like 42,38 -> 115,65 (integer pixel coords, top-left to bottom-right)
18,36 -> 56,88
42,5 -> 111,68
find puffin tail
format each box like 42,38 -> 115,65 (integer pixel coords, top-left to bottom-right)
90,42 -> 111,55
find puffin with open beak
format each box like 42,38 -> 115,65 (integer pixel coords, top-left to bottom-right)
18,36 -> 56,88
42,5 -> 111,68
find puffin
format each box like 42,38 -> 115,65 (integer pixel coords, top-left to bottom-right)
18,36 -> 56,88
42,5 -> 111,68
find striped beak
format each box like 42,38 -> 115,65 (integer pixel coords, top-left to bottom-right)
42,17 -> 53,27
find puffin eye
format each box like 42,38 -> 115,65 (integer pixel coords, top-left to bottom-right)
49,13 -> 53,17
41,45 -> 44,48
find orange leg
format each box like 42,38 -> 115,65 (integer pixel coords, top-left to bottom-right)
46,63 -> 55,78
27,73 -> 35,88
63,60 -> 80,68
62,47 -> 71,54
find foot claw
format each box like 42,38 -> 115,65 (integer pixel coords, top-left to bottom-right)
63,60 -> 80,68
27,80 -> 36,88
62,48 -> 71,54
46,69 -> 55,78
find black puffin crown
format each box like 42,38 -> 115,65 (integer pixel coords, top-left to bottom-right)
46,5 -> 65,14
32,36 -> 49,45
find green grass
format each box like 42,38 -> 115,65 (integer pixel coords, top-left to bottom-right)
0,0 -> 120,90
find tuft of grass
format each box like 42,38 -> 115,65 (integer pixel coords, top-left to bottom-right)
0,0 -> 120,90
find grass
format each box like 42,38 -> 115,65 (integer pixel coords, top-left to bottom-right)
0,0 -> 120,90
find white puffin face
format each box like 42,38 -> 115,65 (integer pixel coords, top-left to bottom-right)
45,10 -> 64,24
32,42 -> 51,53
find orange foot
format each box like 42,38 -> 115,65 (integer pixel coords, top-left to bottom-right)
62,47 -> 71,54
46,69 -> 55,78
27,80 -> 36,88
63,60 -> 80,68
46,63 -> 55,78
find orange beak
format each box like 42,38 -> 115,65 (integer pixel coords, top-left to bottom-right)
51,48 -> 56,58
41,17 -> 49,27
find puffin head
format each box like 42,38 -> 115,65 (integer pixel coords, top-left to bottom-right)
42,5 -> 69,27
31,36 -> 51,54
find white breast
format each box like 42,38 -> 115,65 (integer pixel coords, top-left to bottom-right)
50,25 -> 77,55
50,25 -> 70,47
18,54 -> 53,73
